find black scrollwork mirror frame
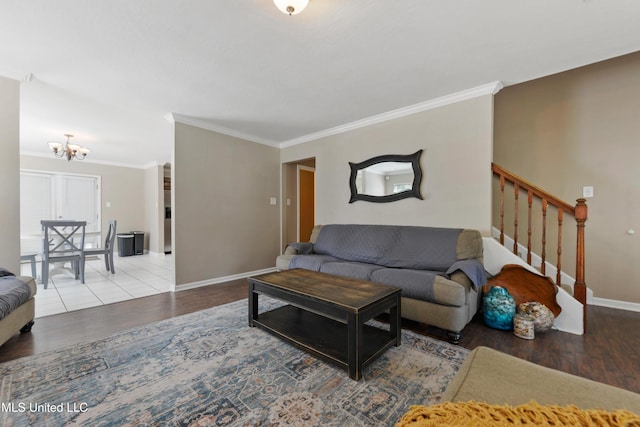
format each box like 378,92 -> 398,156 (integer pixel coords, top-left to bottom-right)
348,149 -> 423,203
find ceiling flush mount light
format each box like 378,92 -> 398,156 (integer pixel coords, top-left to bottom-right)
273,0 -> 309,15
48,134 -> 91,161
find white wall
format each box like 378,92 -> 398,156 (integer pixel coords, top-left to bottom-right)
0,76 -> 21,272
281,95 -> 495,234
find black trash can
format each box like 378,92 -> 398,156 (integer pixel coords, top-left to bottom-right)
131,231 -> 145,255
117,234 -> 135,257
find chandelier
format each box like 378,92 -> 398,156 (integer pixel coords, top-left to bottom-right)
48,134 -> 91,161
273,0 -> 309,15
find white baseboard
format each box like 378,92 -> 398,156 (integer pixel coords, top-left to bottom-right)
591,297 -> 640,313
146,250 -> 166,256
175,267 -> 278,291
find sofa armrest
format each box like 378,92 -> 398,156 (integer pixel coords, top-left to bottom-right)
449,270 -> 481,307
276,246 -> 300,270
283,246 -> 299,256
276,255 -> 293,270
449,270 -> 473,291
0,267 -> 15,277
277,240 -> 317,270
446,260 -> 486,290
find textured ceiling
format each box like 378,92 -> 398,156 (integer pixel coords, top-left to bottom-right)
2,0 -> 639,167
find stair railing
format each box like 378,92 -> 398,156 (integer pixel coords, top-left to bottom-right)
492,163 -> 588,329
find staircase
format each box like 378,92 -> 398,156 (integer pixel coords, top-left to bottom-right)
483,237 -> 585,335
491,163 -> 588,335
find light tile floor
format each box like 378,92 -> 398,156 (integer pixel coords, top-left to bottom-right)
21,254 -> 174,318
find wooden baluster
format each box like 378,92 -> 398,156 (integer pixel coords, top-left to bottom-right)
527,190 -> 533,265
574,198 -> 588,331
556,209 -> 563,287
499,174 -> 505,245
492,163 -> 588,334
541,199 -> 548,275
513,183 -> 519,255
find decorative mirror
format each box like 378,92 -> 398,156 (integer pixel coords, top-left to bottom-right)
349,149 -> 423,203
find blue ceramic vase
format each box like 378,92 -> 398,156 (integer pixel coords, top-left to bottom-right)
483,286 -> 516,330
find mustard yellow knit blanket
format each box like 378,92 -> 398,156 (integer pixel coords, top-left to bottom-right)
396,401 -> 640,427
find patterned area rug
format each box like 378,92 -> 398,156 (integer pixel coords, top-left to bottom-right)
0,299 -> 469,426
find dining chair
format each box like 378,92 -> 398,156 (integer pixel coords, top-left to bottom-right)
84,220 -> 117,274
40,220 -> 87,289
20,232 -> 42,279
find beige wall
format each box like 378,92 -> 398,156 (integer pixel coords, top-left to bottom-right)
20,156 -> 147,251
494,51 -> 640,303
173,123 -> 280,287
0,77 -> 21,273
281,95 -> 495,234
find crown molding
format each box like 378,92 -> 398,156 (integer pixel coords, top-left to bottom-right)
279,81 -> 504,148
166,113 -> 280,147
20,150 -> 157,170
166,82 -> 503,150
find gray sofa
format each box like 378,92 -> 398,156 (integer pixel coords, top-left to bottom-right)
276,224 -> 485,343
0,268 -> 36,347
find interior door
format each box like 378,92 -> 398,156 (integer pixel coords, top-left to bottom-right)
20,171 -> 101,251
59,175 -> 100,232
298,166 -> 315,242
20,173 -> 54,255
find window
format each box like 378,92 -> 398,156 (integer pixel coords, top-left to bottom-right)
20,171 -> 101,252
393,183 -> 412,193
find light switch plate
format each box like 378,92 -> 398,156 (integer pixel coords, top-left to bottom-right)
583,186 -> 594,198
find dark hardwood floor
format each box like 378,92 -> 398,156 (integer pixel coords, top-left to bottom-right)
402,306 -> 640,394
0,280 -> 248,363
1,280 -> 639,395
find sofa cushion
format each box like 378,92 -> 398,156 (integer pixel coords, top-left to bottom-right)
289,254 -> 341,271
319,261 -> 383,281
371,268 -> 466,306
313,224 -> 394,266
314,224 -> 462,271
0,276 -> 36,321
456,229 -> 484,260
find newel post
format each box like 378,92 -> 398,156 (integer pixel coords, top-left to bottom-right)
574,198 -> 588,331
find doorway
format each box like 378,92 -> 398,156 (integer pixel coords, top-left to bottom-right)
20,170 -> 101,253
283,158 -> 316,248
297,165 -> 315,242
163,164 -> 172,254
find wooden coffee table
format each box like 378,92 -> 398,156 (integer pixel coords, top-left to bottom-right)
248,269 -> 401,380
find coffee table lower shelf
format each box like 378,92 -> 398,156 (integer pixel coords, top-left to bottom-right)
253,305 -> 395,376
